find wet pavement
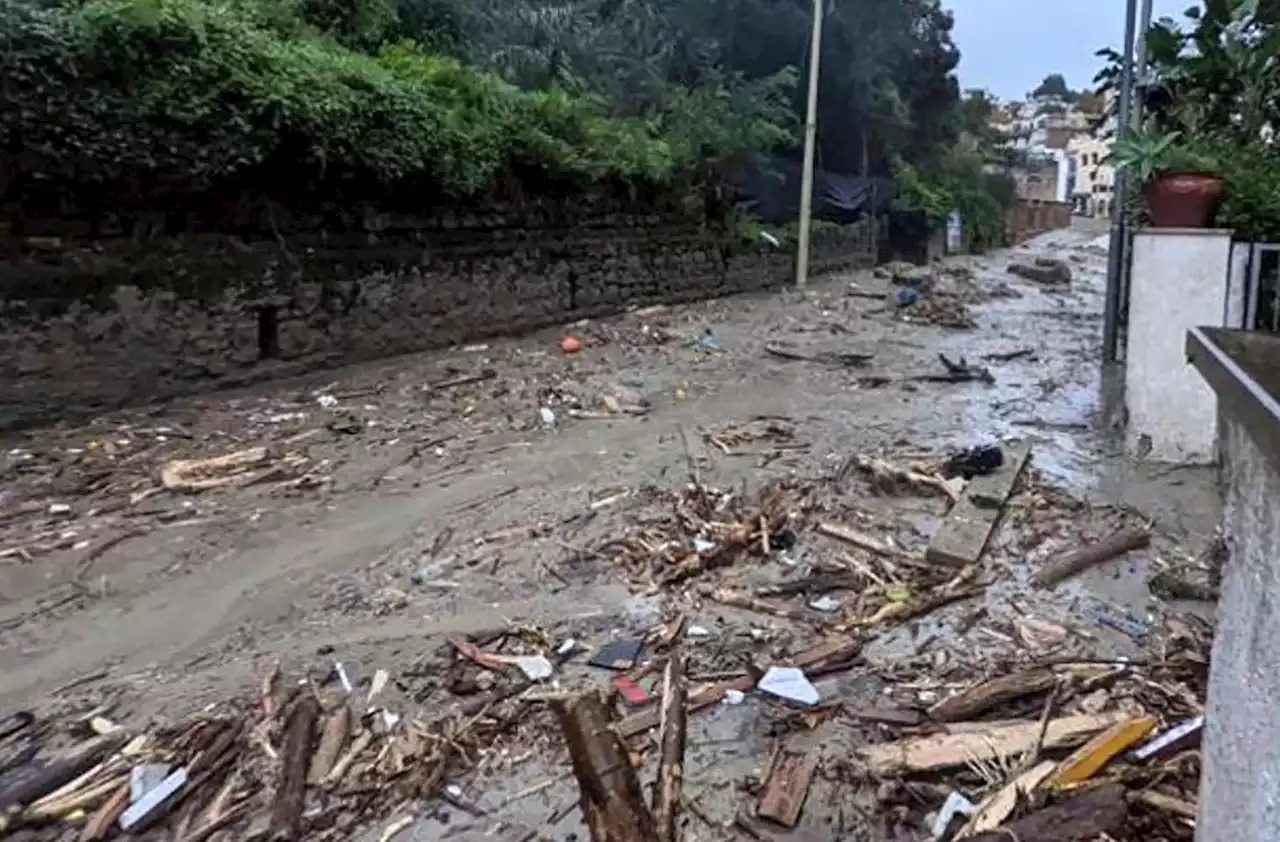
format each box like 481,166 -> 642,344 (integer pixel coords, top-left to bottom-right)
0,221 -> 1220,842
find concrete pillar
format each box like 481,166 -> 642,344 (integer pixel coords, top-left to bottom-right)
1125,229 -> 1232,463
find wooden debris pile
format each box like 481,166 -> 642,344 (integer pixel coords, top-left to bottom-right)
892,291 -> 977,330
606,478 -> 815,588
0,661 -> 534,842
0,424 -> 327,565
702,518 -> 986,632
863,616 -> 1211,841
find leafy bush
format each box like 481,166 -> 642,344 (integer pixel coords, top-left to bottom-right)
890,150 -> 1013,252
0,0 -> 791,206
1208,135 -> 1280,240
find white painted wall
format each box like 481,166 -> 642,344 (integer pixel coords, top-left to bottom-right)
1125,229 -> 1232,464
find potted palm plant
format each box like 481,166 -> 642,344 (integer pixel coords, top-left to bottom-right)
1112,128 -> 1223,227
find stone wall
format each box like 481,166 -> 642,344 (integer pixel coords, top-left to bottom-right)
1008,199 -> 1072,243
0,209 -> 875,429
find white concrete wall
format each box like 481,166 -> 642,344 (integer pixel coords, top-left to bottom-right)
1125,229 -> 1232,463
1199,418 -> 1280,842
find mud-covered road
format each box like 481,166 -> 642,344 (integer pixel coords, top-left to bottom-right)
0,222 -> 1218,841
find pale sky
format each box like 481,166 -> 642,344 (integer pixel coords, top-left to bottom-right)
945,0 -> 1193,100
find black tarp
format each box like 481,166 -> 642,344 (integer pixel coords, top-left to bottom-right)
733,158 -> 895,225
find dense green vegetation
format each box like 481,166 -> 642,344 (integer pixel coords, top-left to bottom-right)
2,0 -> 792,203
2,0 -> 1013,238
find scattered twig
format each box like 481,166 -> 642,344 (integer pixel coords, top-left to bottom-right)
429,369 -> 497,391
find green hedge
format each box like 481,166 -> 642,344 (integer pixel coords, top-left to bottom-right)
0,0 -> 694,200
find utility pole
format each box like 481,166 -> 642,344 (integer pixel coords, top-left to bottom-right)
794,0 -> 824,288
1102,0 -> 1138,363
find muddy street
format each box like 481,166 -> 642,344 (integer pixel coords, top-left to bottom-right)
0,223 -> 1215,842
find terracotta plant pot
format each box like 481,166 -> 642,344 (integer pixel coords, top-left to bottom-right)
1142,171 -> 1224,228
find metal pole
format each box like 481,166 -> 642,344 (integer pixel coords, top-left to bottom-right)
1103,0 -> 1138,363
1130,0 -> 1154,130
794,0 -> 824,288
1116,0 -> 1154,345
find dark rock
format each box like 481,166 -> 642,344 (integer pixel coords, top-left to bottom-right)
1007,258 -> 1072,285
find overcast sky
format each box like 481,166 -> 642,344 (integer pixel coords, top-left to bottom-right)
945,0 -> 1193,100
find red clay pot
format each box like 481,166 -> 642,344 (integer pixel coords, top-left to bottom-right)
1142,171 -> 1224,228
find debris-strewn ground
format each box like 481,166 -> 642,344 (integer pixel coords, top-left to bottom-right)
0,222 -> 1221,842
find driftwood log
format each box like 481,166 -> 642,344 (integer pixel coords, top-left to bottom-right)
1034,527 -> 1151,588
553,693 -> 660,842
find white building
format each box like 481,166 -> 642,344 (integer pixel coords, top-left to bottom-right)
1067,134 -> 1115,217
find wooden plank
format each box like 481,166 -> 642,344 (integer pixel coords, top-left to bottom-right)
857,712 -> 1126,775
926,441 -> 1032,567
553,695 -> 660,842
757,748 -> 819,828
961,760 -> 1056,835
844,706 -> 922,727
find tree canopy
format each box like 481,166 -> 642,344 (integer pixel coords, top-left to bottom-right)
1031,73 -> 1078,102
2,0 -> 1008,235
389,0 -> 965,178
